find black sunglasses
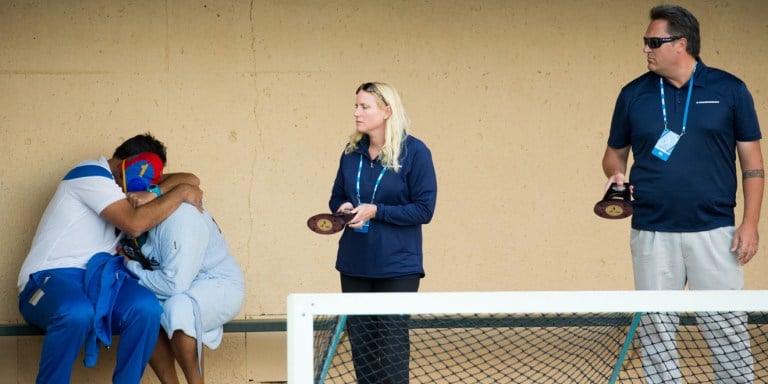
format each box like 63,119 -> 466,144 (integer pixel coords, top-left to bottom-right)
359,82 -> 389,106
643,36 -> 683,49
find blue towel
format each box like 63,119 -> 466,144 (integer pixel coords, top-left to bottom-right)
83,252 -> 133,367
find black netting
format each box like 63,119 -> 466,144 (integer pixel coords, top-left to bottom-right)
312,312 -> 768,383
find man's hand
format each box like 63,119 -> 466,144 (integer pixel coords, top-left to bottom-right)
126,191 -> 157,207
604,172 -> 627,192
177,184 -> 204,211
732,223 -> 759,265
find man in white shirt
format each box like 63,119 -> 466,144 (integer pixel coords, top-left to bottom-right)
18,134 -> 202,384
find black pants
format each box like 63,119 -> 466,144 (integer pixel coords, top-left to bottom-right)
340,274 -> 420,384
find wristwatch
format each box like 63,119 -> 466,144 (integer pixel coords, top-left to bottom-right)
147,184 -> 162,197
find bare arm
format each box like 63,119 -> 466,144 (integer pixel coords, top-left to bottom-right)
602,145 -> 630,190
126,172 -> 201,207
157,172 -> 200,192
732,140 -> 764,264
100,183 -> 203,237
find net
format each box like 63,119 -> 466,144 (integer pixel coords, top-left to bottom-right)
287,290 -> 768,383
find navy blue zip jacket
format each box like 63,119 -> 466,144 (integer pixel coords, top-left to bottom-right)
330,135 -> 437,278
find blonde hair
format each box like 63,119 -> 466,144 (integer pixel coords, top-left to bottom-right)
345,82 -> 410,171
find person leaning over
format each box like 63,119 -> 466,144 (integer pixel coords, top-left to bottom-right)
17,134 -> 203,384
601,5 -> 764,383
120,172 -> 244,384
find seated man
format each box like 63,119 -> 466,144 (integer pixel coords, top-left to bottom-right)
18,134 -> 203,384
121,175 -> 245,384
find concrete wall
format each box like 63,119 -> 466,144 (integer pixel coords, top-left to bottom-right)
1,0 -> 767,382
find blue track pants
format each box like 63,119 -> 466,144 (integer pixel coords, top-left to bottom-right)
19,268 -> 162,384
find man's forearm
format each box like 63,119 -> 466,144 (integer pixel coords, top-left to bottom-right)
602,146 -> 629,178
158,172 -> 200,193
741,169 -> 764,226
128,184 -> 200,235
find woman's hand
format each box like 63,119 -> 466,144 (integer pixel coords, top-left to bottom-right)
347,203 -> 377,229
336,202 -> 354,214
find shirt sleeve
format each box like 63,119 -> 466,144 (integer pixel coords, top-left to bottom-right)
130,205 -> 209,299
329,152 -> 349,212
733,82 -> 762,142
607,89 -> 632,149
74,175 -> 127,215
376,140 -> 438,226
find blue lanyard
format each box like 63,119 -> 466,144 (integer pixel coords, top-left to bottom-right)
356,154 -> 386,206
659,62 -> 696,136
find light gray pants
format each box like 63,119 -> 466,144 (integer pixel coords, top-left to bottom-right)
630,227 -> 753,384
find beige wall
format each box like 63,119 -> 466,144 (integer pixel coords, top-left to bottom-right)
2,0 -> 767,382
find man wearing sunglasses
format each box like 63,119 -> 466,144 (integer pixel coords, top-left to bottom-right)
601,4 -> 763,384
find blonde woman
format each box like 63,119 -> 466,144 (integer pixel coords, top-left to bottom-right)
329,82 -> 437,383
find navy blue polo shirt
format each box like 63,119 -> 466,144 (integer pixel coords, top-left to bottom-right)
329,135 -> 437,278
608,61 -> 761,232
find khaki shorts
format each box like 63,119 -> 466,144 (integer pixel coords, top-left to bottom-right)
630,226 -> 743,290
